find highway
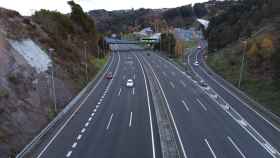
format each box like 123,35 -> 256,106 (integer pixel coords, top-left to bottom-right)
135,49 -> 280,158
33,45 -> 161,158
28,43 -> 280,158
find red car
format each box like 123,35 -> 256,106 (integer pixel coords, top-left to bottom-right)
106,72 -> 113,80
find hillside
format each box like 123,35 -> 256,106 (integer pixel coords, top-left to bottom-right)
0,1 -> 108,157
205,0 -> 280,115
89,4 -> 209,34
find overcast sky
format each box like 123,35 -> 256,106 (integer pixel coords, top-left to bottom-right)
0,0 -> 208,16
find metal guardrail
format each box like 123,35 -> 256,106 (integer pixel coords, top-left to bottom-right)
16,54 -> 112,158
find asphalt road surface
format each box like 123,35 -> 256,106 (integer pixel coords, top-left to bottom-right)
33,43 -> 280,158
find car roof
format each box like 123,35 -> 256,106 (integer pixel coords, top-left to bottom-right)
127,79 -> 133,81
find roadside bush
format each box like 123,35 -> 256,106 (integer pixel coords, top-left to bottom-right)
0,88 -> 9,99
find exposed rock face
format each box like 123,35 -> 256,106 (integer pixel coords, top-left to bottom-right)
0,8 -> 76,158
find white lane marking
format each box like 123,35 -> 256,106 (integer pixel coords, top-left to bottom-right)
81,128 -> 86,133
134,54 -> 157,158
77,134 -> 82,140
139,54 -> 187,158
170,81 -> 175,88
205,139 -> 217,158
72,142 -> 77,148
66,151 -> 72,157
132,87 -> 135,95
133,74 -> 136,80
197,99 -> 207,111
117,88 -> 122,96
227,136 -> 246,158
198,62 -> 280,133
129,112 -> 133,128
106,113 -> 114,130
181,100 -> 190,112
186,53 -> 280,158
180,80 -> 186,87
36,52 -> 118,158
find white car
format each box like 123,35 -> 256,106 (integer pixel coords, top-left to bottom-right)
194,61 -> 199,66
197,45 -> 202,49
126,79 -> 134,87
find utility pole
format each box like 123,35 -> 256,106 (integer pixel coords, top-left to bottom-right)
83,41 -> 88,82
48,48 -> 57,113
238,41 -> 247,88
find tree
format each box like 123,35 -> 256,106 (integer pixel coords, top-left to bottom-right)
160,33 -> 176,56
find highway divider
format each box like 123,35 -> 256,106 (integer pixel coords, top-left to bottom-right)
137,54 -> 186,158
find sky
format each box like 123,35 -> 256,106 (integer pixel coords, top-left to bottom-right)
0,0 -> 208,16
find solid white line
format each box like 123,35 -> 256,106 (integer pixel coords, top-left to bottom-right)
180,80 -> 186,87
66,151 -> 72,157
140,54 -> 187,158
36,52 -> 117,158
227,136 -> 246,158
106,113 -> 114,130
170,81 -> 175,88
77,134 -> 82,140
118,88 -> 122,96
132,87 -> 135,95
81,128 -> 86,133
205,139 -> 217,158
182,100 -> 190,112
198,62 -> 280,133
134,54 -> 156,158
72,142 -> 77,148
129,112 -> 133,128
197,99 -> 207,111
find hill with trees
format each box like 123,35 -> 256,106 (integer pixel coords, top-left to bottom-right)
89,4 -> 208,34
0,1 -> 109,157
205,0 -> 280,115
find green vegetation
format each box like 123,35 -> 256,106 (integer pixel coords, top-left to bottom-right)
207,47 -> 280,115
32,1 -> 110,89
154,33 -> 176,57
0,88 -> 9,99
90,56 -> 108,71
47,105 -> 57,121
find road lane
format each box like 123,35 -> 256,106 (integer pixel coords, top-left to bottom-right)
36,48 -> 160,158
190,47 -> 280,153
139,51 -> 273,158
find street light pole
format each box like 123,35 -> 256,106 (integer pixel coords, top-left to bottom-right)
238,41 -> 247,88
83,41 -> 88,82
48,48 -> 57,113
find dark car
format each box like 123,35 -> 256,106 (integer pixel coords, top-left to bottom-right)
106,72 -> 113,80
